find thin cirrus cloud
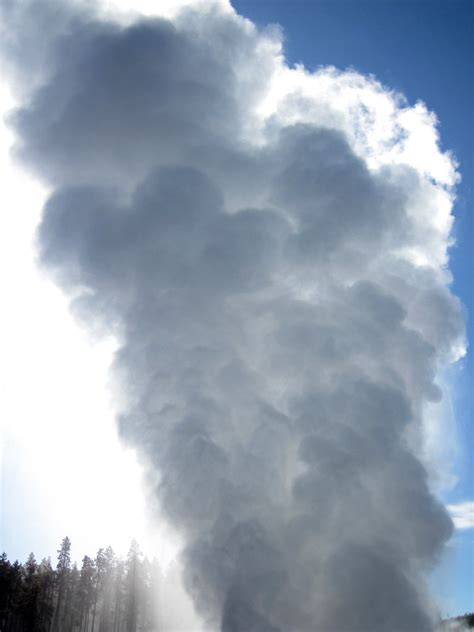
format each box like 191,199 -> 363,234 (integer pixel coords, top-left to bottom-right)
0,0 -> 467,630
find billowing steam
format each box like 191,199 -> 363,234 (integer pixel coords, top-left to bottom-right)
1,1 -> 465,630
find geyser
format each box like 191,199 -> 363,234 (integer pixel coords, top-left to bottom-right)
1,1 -> 464,629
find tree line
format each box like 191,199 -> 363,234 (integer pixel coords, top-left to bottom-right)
0,537 -> 160,632
443,613 -> 474,629
2,537 -> 473,632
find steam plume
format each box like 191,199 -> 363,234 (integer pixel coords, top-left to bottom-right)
1,1 -> 465,629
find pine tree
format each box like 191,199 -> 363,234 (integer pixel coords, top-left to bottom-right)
65,563 -> 80,632
124,541 -> 141,632
113,561 -> 125,632
139,557 -> 156,632
52,536 -> 72,632
98,547 -> 116,632
20,553 -> 40,631
0,552 -> 12,630
10,560 -> 25,630
78,555 -> 95,632
90,548 -> 107,632
37,558 -> 55,632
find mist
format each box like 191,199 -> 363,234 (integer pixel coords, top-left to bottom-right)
1,0 -> 465,630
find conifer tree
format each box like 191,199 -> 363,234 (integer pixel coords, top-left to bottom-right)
125,541 -> 141,632
0,552 -> 12,630
52,536 -> 71,632
113,560 -> 125,632
78,555 -> 95,632
20,553 -> 40,631
98,547 -> 116,632
37,558 -> 54,632
90,548 -> 106,632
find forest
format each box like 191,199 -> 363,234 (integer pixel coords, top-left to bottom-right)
0,537 -> 160,632
1,537 -> 473,632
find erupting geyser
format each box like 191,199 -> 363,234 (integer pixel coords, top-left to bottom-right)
1,1 -> 465,629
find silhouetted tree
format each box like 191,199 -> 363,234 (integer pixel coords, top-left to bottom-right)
52,536 -> 71,632
37,558 -> 54,632
0,552 -> 12,629
78,555 -> 95,632
19,553 -> 40,631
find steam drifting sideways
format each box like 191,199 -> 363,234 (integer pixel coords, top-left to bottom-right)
2,0 -> 466,630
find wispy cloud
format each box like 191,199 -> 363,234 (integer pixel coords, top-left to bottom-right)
447,502 -> 474,530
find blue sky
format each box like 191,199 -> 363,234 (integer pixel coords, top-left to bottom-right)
232,0 -> 473,616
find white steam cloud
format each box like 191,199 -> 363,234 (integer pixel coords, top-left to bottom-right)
1,1 -> 465,630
